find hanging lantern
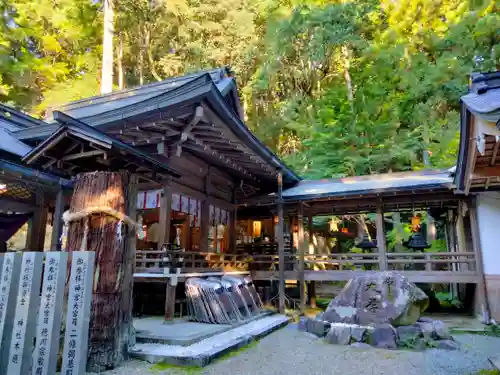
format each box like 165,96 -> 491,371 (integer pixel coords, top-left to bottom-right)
341,227 -> 349,233
411,214 -> 421,232
274,216 -> 279,224
355,232 -> 377,249
404,232 -> 430,250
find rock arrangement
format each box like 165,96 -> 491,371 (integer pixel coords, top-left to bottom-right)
299,272 -> 459,351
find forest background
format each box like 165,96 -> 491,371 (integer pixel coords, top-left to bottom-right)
0,0 -> 499,179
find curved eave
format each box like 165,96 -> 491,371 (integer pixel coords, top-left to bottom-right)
282,184 -> 452,202
206,84 -> 301,185
0,159 -> 72,189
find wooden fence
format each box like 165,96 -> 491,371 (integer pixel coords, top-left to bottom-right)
0,251 -> 94,375
135,249 -> 477,276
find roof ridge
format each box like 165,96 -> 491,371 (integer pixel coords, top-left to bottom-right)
47,67 -> 228,116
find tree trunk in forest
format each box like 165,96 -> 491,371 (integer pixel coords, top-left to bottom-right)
66,171 -> 136,372
145,28 -> 162,82
101,0 -> 114,94
117,33 -> 124,90
138,47 -> 144,86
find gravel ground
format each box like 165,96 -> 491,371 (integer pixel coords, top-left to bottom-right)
89,324 -> 500,375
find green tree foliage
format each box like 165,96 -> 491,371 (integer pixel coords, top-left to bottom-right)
0,0 -> 498,177
0,0 -> 101,112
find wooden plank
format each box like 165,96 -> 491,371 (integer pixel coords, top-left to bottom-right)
61,149 -> 106,161
376,199 -> 387,270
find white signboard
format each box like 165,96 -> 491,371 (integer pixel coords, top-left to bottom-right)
61,251 -> 95,375
0,253 -> 22,375
32,252 -> 68,375
6,252 -> 43,375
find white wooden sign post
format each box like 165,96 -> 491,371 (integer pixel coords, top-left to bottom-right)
0,253 -> 22,375
32,252 -> 68,375
61,251 -> 95,375
6,252 -> 44,375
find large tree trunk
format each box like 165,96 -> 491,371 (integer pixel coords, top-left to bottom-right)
101,0 -> 114,94
66,172 -> 136,372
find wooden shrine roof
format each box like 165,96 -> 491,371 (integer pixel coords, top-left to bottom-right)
22,112 -> 181,183
455,71 -> 500,193
13,67 -> 299,198
238,169 -> 458,217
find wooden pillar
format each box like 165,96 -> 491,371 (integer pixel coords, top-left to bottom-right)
165,281 -> 178,320
228,207 -> 237,252
277,172 -> 285,313
376,199 -> 387,270
122,174 -> 138,358
27,193 -> 48,251
307,214 -> 316,308
50,189 -> 65,251
469,197 -> 490,322
298,202 -> 305,313
456,203 -> 468,272
158,183 -> 172,249
199,200 -> 209,252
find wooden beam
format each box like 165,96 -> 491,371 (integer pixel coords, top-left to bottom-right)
297,202 -> 305,313
277,172 -> 285,313
376,199 -> 387,270
50,189 -> 65,251
252,270 -> 480,284
465,144 -> 478,195
61,149 -> 106,161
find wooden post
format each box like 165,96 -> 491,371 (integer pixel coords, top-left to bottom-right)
376,199 -> 387,270
122,174 -> 138,356
228,207 -> 237,252
307,214 -> 316,308
199,200 -> 209,252
27,192 -> 48,251
277,172 -> 285,313
50,189 -> 65,251
456,203 -> 468,272
158,183 -> 172,249
298,202 -> 305,313
165,280 -> 178,321
469,197 -> 490,322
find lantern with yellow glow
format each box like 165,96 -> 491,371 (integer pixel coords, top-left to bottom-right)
411,215 -> 421,232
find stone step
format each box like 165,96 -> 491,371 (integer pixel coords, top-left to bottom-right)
135,310 -> 274,346
129,314 -> 289,367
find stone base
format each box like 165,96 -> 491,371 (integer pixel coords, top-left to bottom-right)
301,317 -> 458,351
129,315 -> 289,367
